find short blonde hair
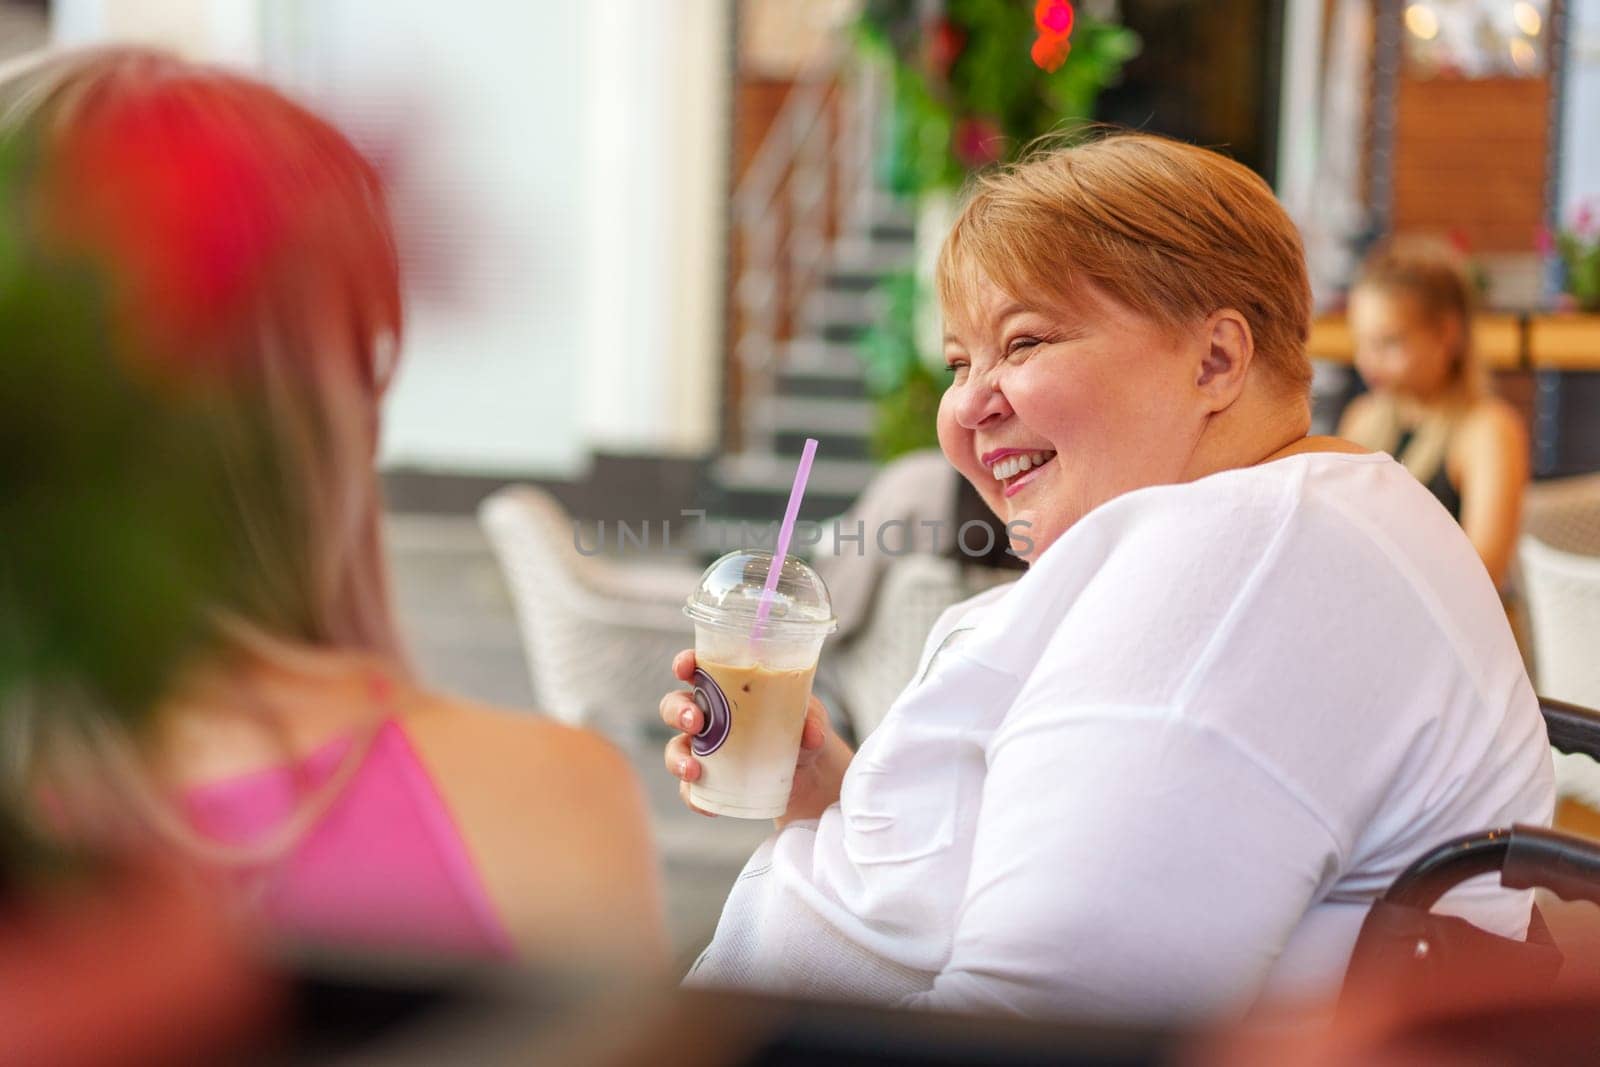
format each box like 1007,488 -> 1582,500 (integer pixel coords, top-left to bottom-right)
937,132 -> 1314,395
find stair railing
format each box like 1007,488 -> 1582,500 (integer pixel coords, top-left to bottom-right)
731,40 -> 885,455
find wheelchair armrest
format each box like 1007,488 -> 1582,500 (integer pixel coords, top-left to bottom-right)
1503,824 -> 1600,909
1540,696 -> 1600,762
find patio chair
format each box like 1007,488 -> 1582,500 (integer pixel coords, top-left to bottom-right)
1520,473 -> 1600,807
825,553 -> 1016,741
478,485 -> 701,738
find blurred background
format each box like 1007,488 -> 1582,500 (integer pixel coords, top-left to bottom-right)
5,0 -> 1600,966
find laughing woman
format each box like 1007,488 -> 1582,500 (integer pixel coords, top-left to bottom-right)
659,133 -> 1553,1022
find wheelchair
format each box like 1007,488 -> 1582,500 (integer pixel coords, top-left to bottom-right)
1343,696 -> 1600,1007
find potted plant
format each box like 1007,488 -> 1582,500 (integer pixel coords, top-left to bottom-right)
1550,200 -> 1600,313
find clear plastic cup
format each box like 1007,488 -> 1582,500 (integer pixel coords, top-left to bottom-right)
682,550 -> 837,819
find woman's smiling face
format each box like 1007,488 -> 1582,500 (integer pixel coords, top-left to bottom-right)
936,274 -> 1212,561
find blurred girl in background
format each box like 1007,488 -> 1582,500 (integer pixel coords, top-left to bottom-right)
1339,238 -> 1529,590
1,49 -> 664,968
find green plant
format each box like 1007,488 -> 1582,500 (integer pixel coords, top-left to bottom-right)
852,2 -> 1138,461
0,129 -> 230,889
858,0 -> 1140,197
857,270 -> 944,457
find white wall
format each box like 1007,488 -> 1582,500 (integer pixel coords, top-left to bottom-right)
581,0 -> 728,458
53,0 -> 258,64
48,0 -> 730,478
265,0 -> 593,477
1561,0 -> 1600,220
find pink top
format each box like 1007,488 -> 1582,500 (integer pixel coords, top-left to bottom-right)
181,718 -> 515,959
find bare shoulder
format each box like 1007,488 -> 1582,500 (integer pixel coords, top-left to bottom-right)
1459,396 -> 1525,438
397,693 -> 665,965
1454,397 -> 1529,460
400,694 -> 635,790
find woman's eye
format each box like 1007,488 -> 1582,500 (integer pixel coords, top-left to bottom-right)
1006,337 -> 1042,357
945,362 -> 968,378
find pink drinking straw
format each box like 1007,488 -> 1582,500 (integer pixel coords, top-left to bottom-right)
752,437 -> 818,642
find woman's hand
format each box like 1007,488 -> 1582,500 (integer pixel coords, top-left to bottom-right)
660,650 -> 853,828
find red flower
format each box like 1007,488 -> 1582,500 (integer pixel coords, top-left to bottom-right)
924,18 -> 966,80
51,95 -> 281,342
953,117 -> 1005,169
1031,33 -> 1072,72
1447,227 -> 1473,255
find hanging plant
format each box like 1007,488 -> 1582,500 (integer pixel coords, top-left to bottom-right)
857,0 -> 1139,198
857,269 -> 946,459
853,2 -> 1139,460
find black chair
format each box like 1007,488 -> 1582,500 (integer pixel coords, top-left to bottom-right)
1343,697 -> 1600,998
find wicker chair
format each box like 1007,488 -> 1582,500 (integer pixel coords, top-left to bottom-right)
480,463 -> 1019,746
478,485 -> 701,739
826,554 -> 1016,741
1520,473 -> 1600,806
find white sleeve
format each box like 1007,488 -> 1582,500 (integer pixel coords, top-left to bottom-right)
900,706 -> 1344,1022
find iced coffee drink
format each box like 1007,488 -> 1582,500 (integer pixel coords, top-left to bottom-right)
684,550 -> 836,819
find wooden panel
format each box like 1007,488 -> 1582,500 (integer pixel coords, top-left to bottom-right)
1391,75 -> 1550,254
1475,314 -> 1525,370
1307,314 -> 1521,368
1307,315 -> 1354,362
1529,315 -> 1600,370
1310,313 -> 1600,370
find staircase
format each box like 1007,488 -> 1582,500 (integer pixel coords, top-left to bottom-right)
708,50 -> 916,527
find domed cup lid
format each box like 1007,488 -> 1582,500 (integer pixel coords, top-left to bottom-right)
683,550 -> 836,635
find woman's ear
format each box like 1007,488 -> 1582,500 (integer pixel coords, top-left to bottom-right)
1196,309 -> 1254,412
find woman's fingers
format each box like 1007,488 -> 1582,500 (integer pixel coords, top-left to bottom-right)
661,651 -> 701,731
659,688 -> 701,734
795,699 -> 830,767
664,733 -> 701,782
666,653 -> 715,815
799,697 -> 828,750
800,716 -> 825,751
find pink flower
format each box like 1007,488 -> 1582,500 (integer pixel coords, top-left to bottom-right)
1035,0 -> 1075,35
1577,200 -> 1597,239
1535,225 -> 1555,256
953,117 -> 1005,169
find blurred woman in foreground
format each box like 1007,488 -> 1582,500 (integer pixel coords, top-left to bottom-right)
0,49 -> 664,968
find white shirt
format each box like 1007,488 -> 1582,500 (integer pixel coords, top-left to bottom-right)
687,452 -> 1555,1021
